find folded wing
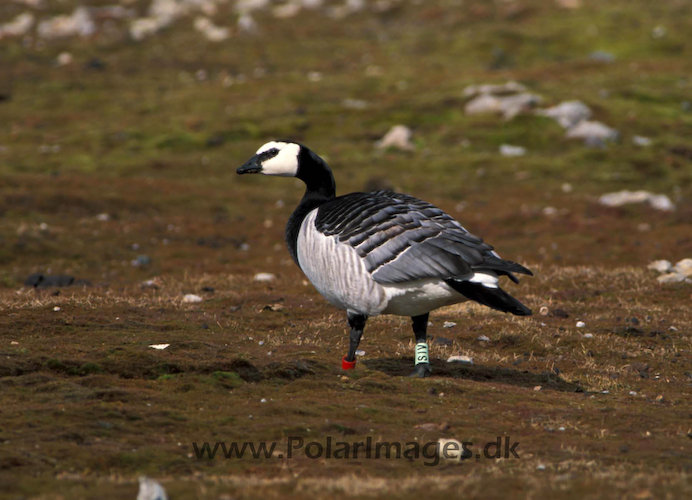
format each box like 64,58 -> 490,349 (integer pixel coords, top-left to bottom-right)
315,191 -> 532,284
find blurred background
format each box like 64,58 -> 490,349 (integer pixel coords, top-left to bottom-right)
1,0 -> 691,285
2,3 -> 692,498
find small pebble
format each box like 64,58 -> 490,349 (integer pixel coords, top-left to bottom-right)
131,255 -> 152,267
183,294 -> 203,303
584,333 -> 593,338
539,306 -> 549,316
537,464 -> 546,471
576,321 -> 586,328
477,335 -> 490,342
149,344 -> 170,350
253,272 -> 276,282
260,398 -> 267,403
533,386 -> 542,391
53,306 -> 60,312
447,355 -> 473,365
376,125 -> 414,151
629,391 -> 637,396
258,340 -> 265,346
355,350 -> 366,357
558,426 -> 565,431
443,321 -> 457,328
499,144 -> 526,157
632,135 -> 652,147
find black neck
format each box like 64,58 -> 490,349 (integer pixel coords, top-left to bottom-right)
285,147 -> 336,267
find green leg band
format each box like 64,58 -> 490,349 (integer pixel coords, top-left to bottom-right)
414,342 -> 429,365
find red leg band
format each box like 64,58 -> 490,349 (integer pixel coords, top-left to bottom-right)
342,356 -> 356,370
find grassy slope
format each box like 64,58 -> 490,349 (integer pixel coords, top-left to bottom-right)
0,0 -> 691,498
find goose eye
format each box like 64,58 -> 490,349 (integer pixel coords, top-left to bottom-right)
260,148 -> 279,160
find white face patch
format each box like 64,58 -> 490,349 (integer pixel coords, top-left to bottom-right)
256,142 -> 300,177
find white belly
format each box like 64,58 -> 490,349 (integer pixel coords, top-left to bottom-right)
297,210 -> 468,317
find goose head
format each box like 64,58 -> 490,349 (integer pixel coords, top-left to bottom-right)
237,140 -> 336,198
237,141 -> 301,177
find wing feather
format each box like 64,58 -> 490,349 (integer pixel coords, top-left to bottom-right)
314,191 -> 532,284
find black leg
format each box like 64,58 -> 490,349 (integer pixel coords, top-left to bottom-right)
409,313 -> 432,378
343,311 -> 367,369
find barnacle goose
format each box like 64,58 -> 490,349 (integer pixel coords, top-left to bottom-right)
238,141 -> 533,377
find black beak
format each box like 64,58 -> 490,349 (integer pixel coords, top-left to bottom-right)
237,155 -> 262,175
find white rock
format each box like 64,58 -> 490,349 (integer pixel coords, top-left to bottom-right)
273,2 -> 301,18
652,25 -> 666,39
648,194 -> 675,211
141,279 -> 159,289
673,258 -> 692,276
465,92 -> 541,120
89,5 -> 137,20
447,355 -> 473,365
254,272 -> 276,282
129,18 -> 164,41
464,94 -> 501,115
583,333 -> 593,338
498,93 -> 543,120
137,476 -> 168,500
342,98 -> 368,110
647,260 -> 672,273
149,0 -> 185,20
148,344 -> 170,350
536,100 -> 592,129
565,120 -> 618,144
235,0 -> 271,13
182,294 -> 203,303
656,273 -> 687,284
0,12 -> 35,39
96,213 -> 110,221
355,349 -> 366,357
477,335 -> 490,342
576,321 -> 586,328
537,464 -> 546,470
438,438 -> 465,462
53,306 -> 61,312
443,321 -> 457,328
500,144 -> 526,157
599,190 -> 674,212
307,71 -> 322,82
589,50 -> 616,63
194,17 -> 230,42
376,125 -> 414,151
237,13 -> 258,34
38,7 -> 95,39
56,52 -> 73,66
632,135 -> 652,147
